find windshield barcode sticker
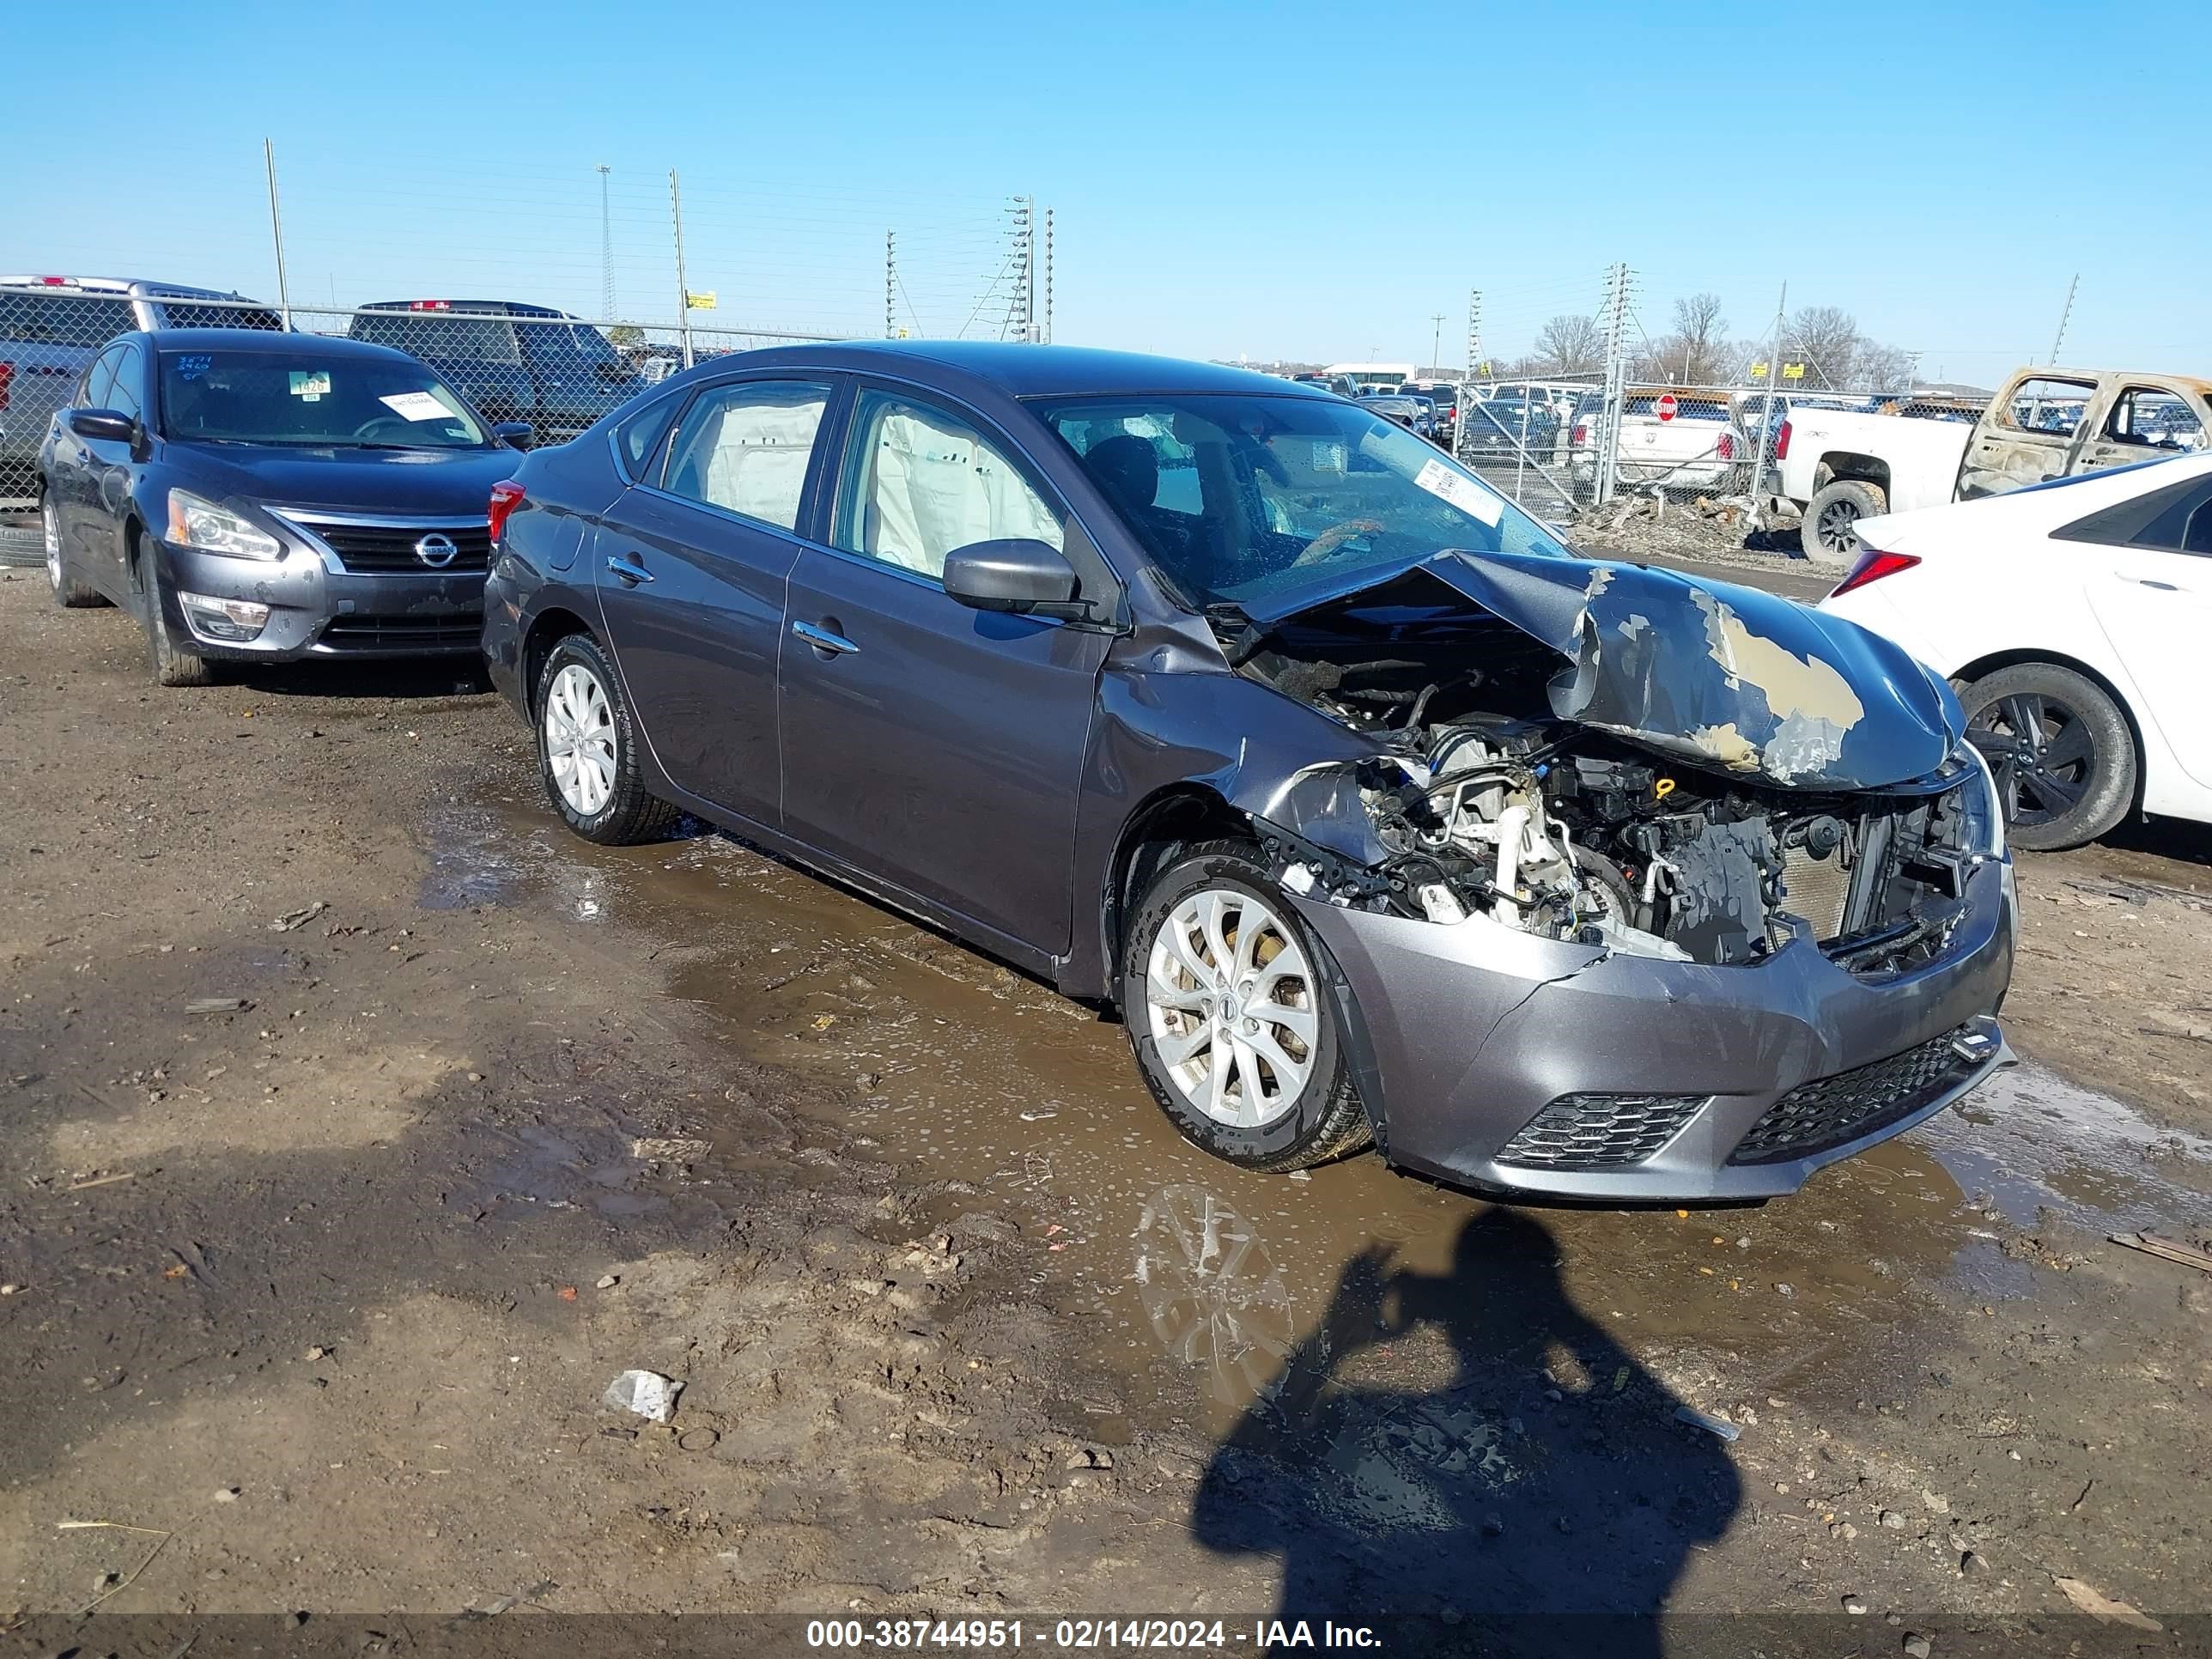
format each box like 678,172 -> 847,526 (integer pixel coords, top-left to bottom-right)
1413,457 -> 1504,526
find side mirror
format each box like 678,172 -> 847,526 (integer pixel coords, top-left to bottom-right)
942,538 -> 1082,617
69,409 -> 138,444
494,422 -> 536,450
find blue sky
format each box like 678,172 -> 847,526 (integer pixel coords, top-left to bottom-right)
3,2 -> 2203,382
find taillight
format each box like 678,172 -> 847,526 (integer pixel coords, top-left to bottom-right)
1774,419 -> 1792,461
488,479 -> 526,544
0,361 -> 12,412
1717,433 -> 1735,461
1571,419 -> 1589,446
1827,547 -> 1920,599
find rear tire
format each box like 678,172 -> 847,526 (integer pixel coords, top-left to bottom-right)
46,500 -> 104,607
137,534 -> 214,688
1122,840 -> 1371,1173
533,632 -> 679,846
1960,663 -> 2135,851
1803,477 -> 1887,567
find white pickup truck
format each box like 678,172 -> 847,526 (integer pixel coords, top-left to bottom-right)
1777,366 -> 2212,565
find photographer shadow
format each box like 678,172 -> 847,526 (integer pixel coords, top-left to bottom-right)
1192,1207 -> 1741,1656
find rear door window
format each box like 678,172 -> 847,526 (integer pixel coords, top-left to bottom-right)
659,379 -> 830,532
1999,377 -> 2095,437
614,392 -> 684,480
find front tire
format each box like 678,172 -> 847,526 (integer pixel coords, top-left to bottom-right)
136,533 -> 214,687
46,500 -> 104,607
1803,477 -> 1887,567
1960,663 -> 2136,851
533,633 -> 678,845
1122,840 -> 1371,1172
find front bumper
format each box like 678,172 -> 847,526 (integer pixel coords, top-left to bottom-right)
155,540 -> 485,660
1294,855 -> 2015,1202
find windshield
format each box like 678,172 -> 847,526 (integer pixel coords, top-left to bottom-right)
1040,392 -> 1572,610
158,349 -> 489,448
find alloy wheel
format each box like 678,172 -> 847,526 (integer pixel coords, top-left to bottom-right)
544,662 -> 617,817
1145,886 -> 1317,1129
1966,691 -> 2093,828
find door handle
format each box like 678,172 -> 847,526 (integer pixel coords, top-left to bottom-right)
792,619 -> 858,655
605,553 -> 653,586
2132,578 -> 2180,592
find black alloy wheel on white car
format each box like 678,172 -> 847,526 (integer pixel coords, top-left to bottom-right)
1123,841 -> 1371,1171
533,633 -> 679,846
1960,662 -> 2136,852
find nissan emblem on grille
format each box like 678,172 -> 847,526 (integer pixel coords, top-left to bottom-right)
413,532 -> 459,568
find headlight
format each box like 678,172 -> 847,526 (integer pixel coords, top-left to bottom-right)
167,490 -> 283,562
1954,739 -> 2008,857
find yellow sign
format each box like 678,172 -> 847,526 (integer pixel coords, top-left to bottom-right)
1749,360 -> 1769,380
685,290 -> 717,311
1782,362 -> 1806,380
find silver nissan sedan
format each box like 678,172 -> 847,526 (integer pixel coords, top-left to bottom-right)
483,343 -> 2015,1202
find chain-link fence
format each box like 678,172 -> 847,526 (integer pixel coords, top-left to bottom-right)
0,284 -> 849,506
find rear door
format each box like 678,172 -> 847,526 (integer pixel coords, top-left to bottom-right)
1957,374 -> 2097,499
777,382 -> 1110,958
592,374 -> 835,826
2071,471 -> 2212,788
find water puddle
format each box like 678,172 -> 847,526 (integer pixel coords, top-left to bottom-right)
420,786 -> 2212,1430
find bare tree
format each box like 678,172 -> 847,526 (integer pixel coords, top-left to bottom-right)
1783,306 -> 1863,389
1532,313 -> 1604,375
1854,343 -> 1918,392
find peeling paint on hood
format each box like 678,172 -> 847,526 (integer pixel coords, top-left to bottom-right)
1234,549 -> 1964,790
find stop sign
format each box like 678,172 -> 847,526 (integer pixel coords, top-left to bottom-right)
1655,392 -> 1679,422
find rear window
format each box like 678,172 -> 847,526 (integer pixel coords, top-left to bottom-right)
1,292 -> 130,349
157,302 -> 285,331
350,311 -> 521,366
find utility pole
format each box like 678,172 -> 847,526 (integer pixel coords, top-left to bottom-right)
885,231 -> 896,338
597,164 -> 616,321
1595,262 -> 1635,507
2047,272 -> 2079,365
1429,313 -> 1446,378
1043,207 -> 1054,344
1458,289 -> 1481,461
262,139 -> 293,329
1744,281 -> 1788,516
669,169 -> 693,369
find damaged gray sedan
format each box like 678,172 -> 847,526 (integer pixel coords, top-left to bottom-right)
485,343 -> 2014,1202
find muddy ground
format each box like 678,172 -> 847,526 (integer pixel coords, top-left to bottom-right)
2,566 -> 2209,1657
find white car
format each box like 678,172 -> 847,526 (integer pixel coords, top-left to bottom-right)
1820,453 -> 2212,849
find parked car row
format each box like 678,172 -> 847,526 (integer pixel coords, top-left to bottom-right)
35,336 -> 2039,1205
3,274 -> 646,504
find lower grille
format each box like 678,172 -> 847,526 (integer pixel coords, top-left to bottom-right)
1497,1092 -> 1709,1170
319,614 -> 483,653
309,521 -> 492,574
1728,1026 -> 1974,1165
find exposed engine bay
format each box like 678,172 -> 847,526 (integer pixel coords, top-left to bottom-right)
1222,572 -> 1996,974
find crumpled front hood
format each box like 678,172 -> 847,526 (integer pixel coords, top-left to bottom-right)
1237,549 -> 1965,790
